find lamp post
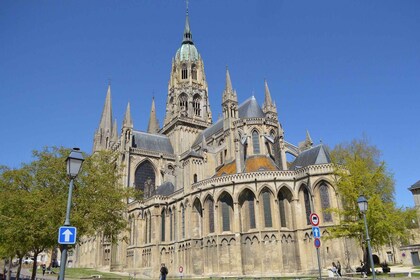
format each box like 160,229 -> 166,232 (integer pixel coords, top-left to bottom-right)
59,148 -> 84,280
357,195 -> 376,280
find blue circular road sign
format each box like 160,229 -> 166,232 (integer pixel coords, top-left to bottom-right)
314,237 -> 321,248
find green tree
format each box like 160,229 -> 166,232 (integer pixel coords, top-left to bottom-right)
330,138 -> 416,265
0,147 -> 133,280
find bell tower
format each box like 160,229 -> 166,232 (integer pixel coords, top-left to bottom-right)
161,6 -> 212,155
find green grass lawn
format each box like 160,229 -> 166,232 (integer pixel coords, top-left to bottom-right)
45,267 -> 129,279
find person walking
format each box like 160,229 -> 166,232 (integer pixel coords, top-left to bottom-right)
42,264 -> 46,276
336,261 -> 342,277
160,263 -> 168,280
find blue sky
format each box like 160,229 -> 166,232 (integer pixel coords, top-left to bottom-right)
1,1 -> 419,207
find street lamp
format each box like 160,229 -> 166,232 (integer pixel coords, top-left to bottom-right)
357,195 -> 376,280
59,148 -> 84,280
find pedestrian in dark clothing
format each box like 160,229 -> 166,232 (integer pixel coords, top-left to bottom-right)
42,264 -> 46,276
160,263 -> 168,280
337,261 -> 342,277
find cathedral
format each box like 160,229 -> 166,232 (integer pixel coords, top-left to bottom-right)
75,7 -> 362,277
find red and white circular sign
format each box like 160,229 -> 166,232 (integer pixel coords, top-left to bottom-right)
179,266 -> 184,273
310,213 -> 320,226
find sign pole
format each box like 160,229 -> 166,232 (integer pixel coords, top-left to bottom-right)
316,247 -> 322,280
310,214 -> 322,280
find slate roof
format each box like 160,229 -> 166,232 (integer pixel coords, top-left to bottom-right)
192,96 -> 264,147
238,96 -> 265,118
155,182 -> 175,196
289,144 -> 331,170
182,149 -> 204,160
132,131 -> 174,154
409,180 -> 420,191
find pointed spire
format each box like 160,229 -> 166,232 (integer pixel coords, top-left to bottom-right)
147,97 -> 159,134
225,66 -> 233,93
182,0 -> 193,45
123,102 -> 133,129
222,66 -> 237,104
306,129 -> 313,146
99,85 -> 113,134
262,80 -> 277,118
264,79 -> 273,106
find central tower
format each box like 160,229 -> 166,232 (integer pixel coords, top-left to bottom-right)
161,7 -> 212,155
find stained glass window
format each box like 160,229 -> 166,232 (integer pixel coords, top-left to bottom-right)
169,209 -> 173,241
134,161 -> 155,198
220,193 -> 233,231
161,210 -> 166,241
320,184 -> 332,222
279,191 -> 287,227
208,199 -> 215,233
252,130 -> 260,154
303,187 -> 311,225
181,205 -> 185,239
262,190 -> 272,227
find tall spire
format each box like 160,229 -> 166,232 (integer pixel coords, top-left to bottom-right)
182,0 -> 193,45
99,85 -> 113,133
264,79 -> 273,106
147,97 -> 159,134
262,80 -> 278,120
225,66 -> 233,93
93,84 -> 114,152
123,102 -> 133,129
222,66 -> 237,103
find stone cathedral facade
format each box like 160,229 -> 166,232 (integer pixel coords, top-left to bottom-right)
75,9 -> 362,277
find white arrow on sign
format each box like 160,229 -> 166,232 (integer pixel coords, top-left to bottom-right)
62,229 -> 73,242
312,226 -> 321,238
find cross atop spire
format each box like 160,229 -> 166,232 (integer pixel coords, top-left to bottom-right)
183,0 -> 193,45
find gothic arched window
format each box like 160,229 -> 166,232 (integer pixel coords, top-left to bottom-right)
193,174 -> 198,183
239,189 -> 256,231
173,206 -> 177,241
252,130 -> 260,154
302,186 -> 312,225
278,187 -> 293,229
192,199 -> 203,238
206,197 -> 215,233
161,209 -> 166,242
219,192 -> 233,232
191,64 -> 197,80
179,93 -> 188,112
262,189 -> 273,227
181,204 -> 185,239
134,160 -> 155,198
319,183 -> 332,222
193,94 -> 201,116
182,64 -> 188,79
169,208 -> 173,241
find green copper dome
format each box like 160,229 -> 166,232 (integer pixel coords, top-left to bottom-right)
175,7 -> 200,62
176,44 -> 199,62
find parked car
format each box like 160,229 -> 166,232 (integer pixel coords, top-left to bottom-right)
23,258 -> 34,264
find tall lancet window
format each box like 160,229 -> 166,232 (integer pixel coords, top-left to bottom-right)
191,64 -> 197,80
161,209 -> 166,242
182,64 -> 188,79
252,130 -> 260,154
303,187 -> 312,225
179,93 -> 188,113
320,183 -> 332,222
193,94 -> 201,116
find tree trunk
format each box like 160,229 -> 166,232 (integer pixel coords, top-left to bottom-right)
31,252 -> 39,280
15,254 -> 23,280
7,256 -> 12,280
